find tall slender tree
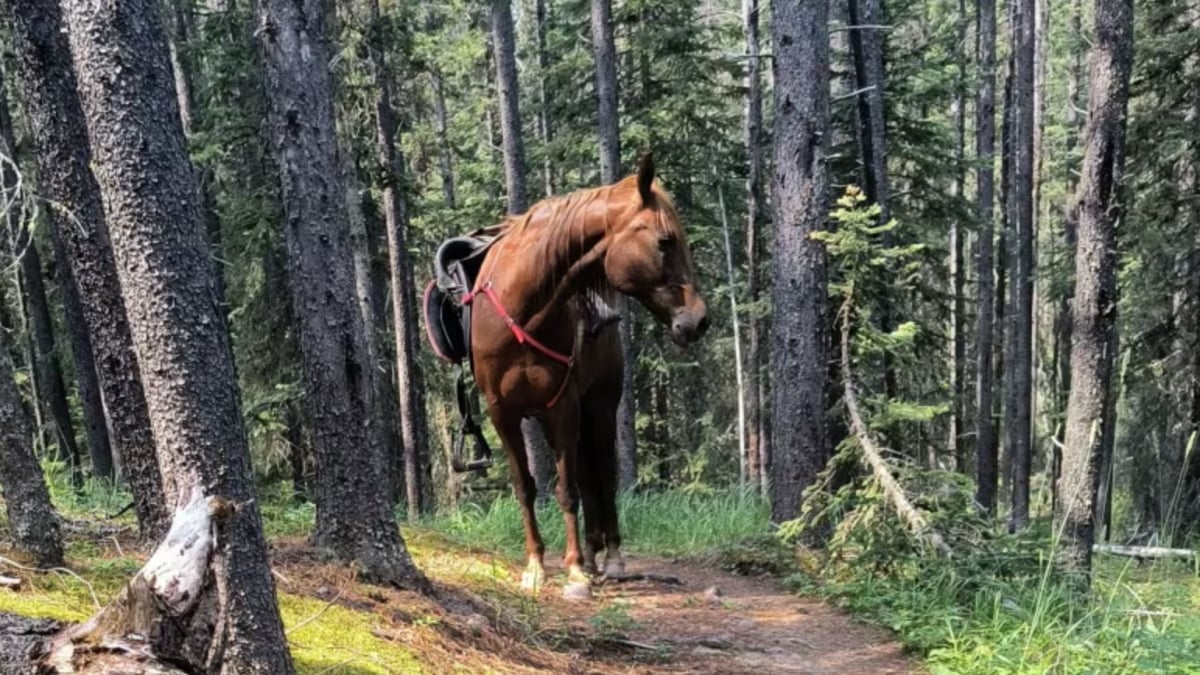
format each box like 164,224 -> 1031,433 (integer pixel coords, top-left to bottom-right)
6,0 -> 170,538
974,0 -> 999,512
1006,0 -> 1036,529
365,0 -> 431,518
1056,0 -> 1133,577
769,0 -> 832,526
60,0 -> 293,668
948,0 -> 968,471
56,255 -> 113,480
256,0 -> 425,586
535,0 -> 555,197
744,0 -> 767,491
491,0 -> 556,495
590,0 -> 638,490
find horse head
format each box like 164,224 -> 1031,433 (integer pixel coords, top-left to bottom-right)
603,153 -> 710,346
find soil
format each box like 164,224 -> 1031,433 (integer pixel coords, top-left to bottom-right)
272,540 -> 919,675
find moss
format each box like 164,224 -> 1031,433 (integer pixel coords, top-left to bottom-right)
0,553 -> 421,674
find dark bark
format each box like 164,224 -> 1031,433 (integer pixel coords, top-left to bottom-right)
6,0 -> 170,539
0,76 -> 82,480
590,0 -> 638,491
0,347 -> 63,567
769,0 -> 831,527
430,69 -> 457,213
60,0 -> 294,668
536,0 -> 554,197
256,0 -> 425,587
1006,0 -> 1036,531
949,0 -> 967,472
969,0 -> 998,511
366,0 -> 431,518
285,400 -> 308,502
1055,0 -> 1132,578
744,0 -> 766,492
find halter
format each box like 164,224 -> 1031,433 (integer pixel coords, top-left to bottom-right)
462,235 -> 580,410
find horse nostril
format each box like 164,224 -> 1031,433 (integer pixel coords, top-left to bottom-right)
697,315 -> 711,336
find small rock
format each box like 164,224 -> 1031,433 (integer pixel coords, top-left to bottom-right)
315,585 -> 331,597
702,585 -> 722,605
464,613 -> 489,634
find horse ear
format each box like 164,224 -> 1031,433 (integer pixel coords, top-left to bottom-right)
637,152 -> 655,205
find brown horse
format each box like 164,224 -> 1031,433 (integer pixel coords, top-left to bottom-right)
469,154 -> 709,600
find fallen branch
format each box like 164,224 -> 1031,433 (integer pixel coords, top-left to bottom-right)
597,572 -> 683,586
1092,544 -> 1196,560
0,575 -> 20,588
840,298 -> 952,557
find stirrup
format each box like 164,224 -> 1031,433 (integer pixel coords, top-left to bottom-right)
451,420 -> 493,475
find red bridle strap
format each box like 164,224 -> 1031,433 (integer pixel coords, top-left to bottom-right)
462,281 -> 577,409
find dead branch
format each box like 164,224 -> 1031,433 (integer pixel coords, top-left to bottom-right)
840,298 -> 952,557
1092,544 -> 1196,559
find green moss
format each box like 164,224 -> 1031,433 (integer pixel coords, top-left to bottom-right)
0,553 -> 420,674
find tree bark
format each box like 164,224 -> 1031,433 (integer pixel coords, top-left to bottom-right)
948,0 -> 968,472
491,0 -> 556,494
0,76 -> 83,481
1055,0 -> 1132,579
366,0 -> 431,519
256,0 -> 425,587
744,0 -> 766,492
0,347 -> 63,567
55,242 -> 114,480
969,0 -> 998,509
590,0 -> 638,491
6,0 -> 170,539
60,0 -> 294,668
1006,0 -> 1036,529
769,0 -> 831,527
430,69 -> 458,213
536,0 -> 555,197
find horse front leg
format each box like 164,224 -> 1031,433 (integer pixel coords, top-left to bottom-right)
540,399 -> 590,600
492,410 -> 546,593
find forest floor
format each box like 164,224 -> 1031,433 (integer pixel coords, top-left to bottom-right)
0,501 -> 917,674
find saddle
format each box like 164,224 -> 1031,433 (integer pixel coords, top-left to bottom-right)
423,228 -> 502,475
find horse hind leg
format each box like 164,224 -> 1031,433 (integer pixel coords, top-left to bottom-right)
539,398 -> 591,601
492,410 -> 546,593
582,379 -> 626,579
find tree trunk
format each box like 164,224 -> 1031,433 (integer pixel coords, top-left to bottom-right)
769,0 -> 831,528
969,0 -> 998,511
744,0 -> 766,492
366,0 -> 431,519
536,0 -> 555,197
590,0 -> 638,491
1006,0 -> 1036,531
948,0 -> 967,472
430,69 -> 458,213
256,0 -> 426,587
60,0 -> 294,668
491,0 -> 555,494
0,347 -> 63,567
7,0 -> 170,539
1056,0 -> 1132,579
55,243 -> 114,480
0,77 -> 83,481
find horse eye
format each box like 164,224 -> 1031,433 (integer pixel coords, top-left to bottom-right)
657,236 -> 674,251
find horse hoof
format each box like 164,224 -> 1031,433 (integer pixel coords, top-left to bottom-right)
562,581 -> 592,601
604,560 -> 626,579
520,569 -> 544,593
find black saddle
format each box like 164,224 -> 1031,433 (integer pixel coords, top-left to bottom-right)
424,234 -> 497,364
423,229 -> 502,475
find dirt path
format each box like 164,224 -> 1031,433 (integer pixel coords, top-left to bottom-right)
534,557 -> 916,675
270,538 -> 919,674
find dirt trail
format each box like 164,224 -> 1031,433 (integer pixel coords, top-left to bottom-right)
536,557 -> 916,675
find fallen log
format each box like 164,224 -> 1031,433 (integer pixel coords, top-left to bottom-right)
1092,544 -> 1197,560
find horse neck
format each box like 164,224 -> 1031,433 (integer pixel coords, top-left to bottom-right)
497,192 -> 621,331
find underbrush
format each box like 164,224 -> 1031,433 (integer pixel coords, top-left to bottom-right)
781,457 -> 1200,674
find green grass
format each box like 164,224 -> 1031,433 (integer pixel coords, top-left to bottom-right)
423,488 -> 770,560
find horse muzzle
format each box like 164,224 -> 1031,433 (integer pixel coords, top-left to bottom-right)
670,308 -> 710,346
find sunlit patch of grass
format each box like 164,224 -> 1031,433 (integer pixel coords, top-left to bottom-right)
282,593 -> 422,675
